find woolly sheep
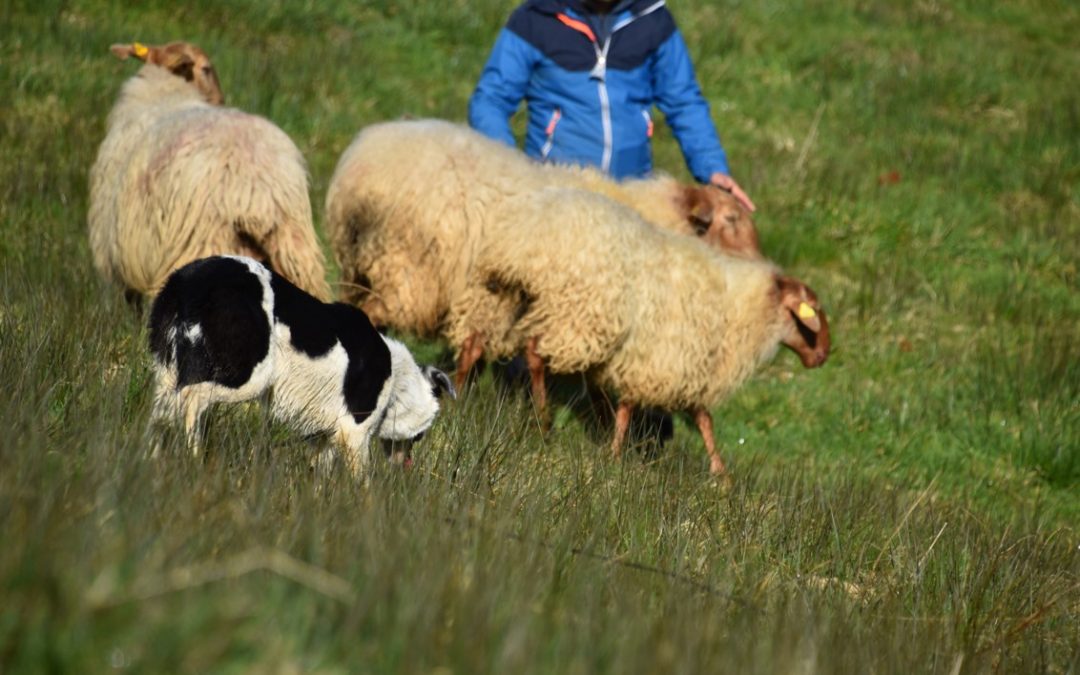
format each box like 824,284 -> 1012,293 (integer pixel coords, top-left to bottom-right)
89,41 -> 330,301
148,255 -> 454,475
324,118 -> 758,335
452,188 -> 830,475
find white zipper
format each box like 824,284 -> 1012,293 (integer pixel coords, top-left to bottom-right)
613,0 -> 666,33
597,75 -> 612,171
590,0 -> 666,173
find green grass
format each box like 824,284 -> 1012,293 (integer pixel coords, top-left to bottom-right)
1,0 -> 1078,672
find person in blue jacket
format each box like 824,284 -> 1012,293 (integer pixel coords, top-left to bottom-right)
469,0 -> 756,212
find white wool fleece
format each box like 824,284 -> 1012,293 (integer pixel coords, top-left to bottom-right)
89,64 -> 329,300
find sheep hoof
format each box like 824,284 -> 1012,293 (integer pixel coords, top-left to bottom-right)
535,408 -> 553,434
709,472 -> 734,491
709,459 -> 733,488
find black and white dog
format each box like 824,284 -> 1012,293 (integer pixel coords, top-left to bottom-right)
148,255 -> 454,474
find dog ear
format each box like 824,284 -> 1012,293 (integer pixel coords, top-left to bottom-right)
424,366 -> 457,400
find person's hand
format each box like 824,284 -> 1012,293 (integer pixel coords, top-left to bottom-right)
709,172 -> 756,212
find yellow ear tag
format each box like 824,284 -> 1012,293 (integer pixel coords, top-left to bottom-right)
133,42 -> 149,59
797,302 -> 817,320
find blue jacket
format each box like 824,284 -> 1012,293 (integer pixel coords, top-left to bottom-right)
469,0 -> 730,182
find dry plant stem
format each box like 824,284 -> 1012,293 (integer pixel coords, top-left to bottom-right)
975,582 -> 1080,657
611,401 -> 634,457
871,475 -> 939,573
795,101 -> 826,172
84,547 -> 356,609
455,331 -> 486,390
694,407 -> 726,475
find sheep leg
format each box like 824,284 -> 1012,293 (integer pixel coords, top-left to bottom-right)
524,336 -> 549,426
693,407 -> 727,475
611,401 -> 634,458
455,331 -> 486,391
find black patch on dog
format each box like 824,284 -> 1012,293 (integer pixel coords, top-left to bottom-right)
270,272 -> 337,358
270,270 -> 392,424
149,257 -> 271,389
330,302 -> 391,425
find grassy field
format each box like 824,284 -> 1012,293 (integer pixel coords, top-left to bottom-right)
2,0 -> 1078,672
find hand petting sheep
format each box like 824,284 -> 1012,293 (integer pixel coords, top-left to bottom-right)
89,41 -> 330,302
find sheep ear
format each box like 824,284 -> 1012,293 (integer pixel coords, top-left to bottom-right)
778,276 -> 823,333
145,46 -> 196,81
690,201 -> 713,228
424,366 -> 457,400
794,301 -> 822,333
169,55 -> 196,82
110,42 -> 150,62
689,194 -> 714,226
682,187 -> 713,233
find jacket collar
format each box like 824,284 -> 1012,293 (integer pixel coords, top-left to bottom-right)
528,0 -> 658,17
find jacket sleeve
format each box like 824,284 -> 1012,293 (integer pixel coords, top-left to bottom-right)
468,28 -> 542,147
651,29 -> 731,182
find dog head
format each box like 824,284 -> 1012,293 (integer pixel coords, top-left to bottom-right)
377,338 -> 456,465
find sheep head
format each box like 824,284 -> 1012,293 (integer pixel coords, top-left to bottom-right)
775,275 -> 830,368
110,41 -> 224,105
682,184 -> 761,259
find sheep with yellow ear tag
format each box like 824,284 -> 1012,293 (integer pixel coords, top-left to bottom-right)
89,40 -> 330,301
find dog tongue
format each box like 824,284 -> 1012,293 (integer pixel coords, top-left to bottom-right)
403,457 -> 414,470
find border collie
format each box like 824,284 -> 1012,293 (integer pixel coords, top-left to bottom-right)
147,255 -> 454,474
